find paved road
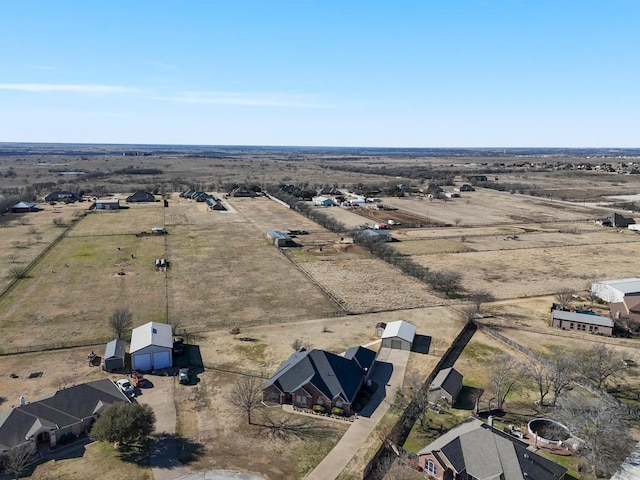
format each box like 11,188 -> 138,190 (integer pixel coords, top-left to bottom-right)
305,347 -> 410,480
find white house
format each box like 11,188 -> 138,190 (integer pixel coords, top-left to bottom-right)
591,278 -> 640,303
381,320 -> 416,351
130,321 -> 173,371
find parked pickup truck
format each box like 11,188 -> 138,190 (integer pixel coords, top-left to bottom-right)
178,368 -> 190,385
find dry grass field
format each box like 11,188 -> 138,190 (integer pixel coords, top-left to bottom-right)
3,148 -> 640,478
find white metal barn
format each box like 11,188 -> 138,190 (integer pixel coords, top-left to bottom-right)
591,278 -> 640,303
381,320 -> 416,351
130,322 -> 173,372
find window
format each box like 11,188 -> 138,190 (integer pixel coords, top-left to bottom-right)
296,394 -> 307,407
317,398 -> 324,405
335,401 -> 343,408
570,323 -> 574,329
426,460 -> 437,475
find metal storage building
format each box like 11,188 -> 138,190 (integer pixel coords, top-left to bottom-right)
381,320 -> 416,351
130,322 -> 173,372
103,339 -> 126,372
591,278 -> 640,303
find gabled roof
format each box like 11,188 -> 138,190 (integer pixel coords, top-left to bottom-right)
126,190 -> 156,202
44,191 -> 81,201
382,320 -> 416,343
418,417 -> 567,480
430,367 -> 463,395
264,349 -> 367,403
343,346 -> 376,373
130,321 -> 173,353
0,379 -> 129,451
594,278 -> 640,295
104,339 -> 126,360
12,201 -> 37,209
551,309 -> 613,327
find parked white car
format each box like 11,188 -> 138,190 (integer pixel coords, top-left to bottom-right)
116,378 -> 135,396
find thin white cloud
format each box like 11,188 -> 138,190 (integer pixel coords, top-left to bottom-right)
0,83 -> 138,94
149,90 -> 325,108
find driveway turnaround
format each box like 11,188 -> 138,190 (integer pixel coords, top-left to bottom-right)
304,347 -> 410,480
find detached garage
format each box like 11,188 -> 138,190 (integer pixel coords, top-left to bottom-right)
130,322 -> 173,372
103,339 -> 126,372
382,320 -> 416,351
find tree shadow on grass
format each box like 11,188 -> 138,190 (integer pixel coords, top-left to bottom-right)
255,411 -> 335,442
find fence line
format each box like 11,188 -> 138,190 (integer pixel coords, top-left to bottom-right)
479,324 -> 640,420
279,248 -> 351,314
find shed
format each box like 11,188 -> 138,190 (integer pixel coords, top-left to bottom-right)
375,322 -> 387,337
95,199 -> 120,210
103,339 -> 126,372
266,230 -> 296,247
130,322 -> 173,372
313,196 -> 333,206
381,320 -> 416,350
551,309 -> 614,336
126,191 -> 157,203
11,201 -> 39,213
428,367 -> 463,405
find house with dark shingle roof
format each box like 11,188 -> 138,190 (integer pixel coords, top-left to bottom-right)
417,417 -> 567,479
44,191 -> 82,203
0,379 -> 130,453
126,190 -> 157,203
262,347 -> 375,414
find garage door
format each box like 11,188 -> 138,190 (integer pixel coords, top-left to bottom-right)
153,351 -> 171,369
391,340 -> 402,350
134,353 -> 152,371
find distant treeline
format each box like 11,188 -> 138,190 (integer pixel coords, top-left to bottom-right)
114,167 -> 163,175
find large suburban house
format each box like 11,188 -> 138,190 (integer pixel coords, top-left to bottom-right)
44,191 -> 82,203
417,417 -> 567,480
0,379 -> 130,453
550,309 -> 614,336
262,347 -> 376,414
126,190 -> 157,203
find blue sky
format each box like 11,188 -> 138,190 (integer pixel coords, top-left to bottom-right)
1,1 -> 638,147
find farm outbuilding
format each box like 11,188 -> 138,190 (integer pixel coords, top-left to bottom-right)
428,367 -> 463,405
103,339 -> 126,372
381,320 -> 416,351
130,322 -> 173,372
95,199 -> 120,210
266,230 -> 296,247
550,309 -> 614,336
313,196 -> 334,206
591,278 -> 640,303
11,201 -> 39,213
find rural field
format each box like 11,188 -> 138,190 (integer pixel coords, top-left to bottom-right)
2,147 -> 640,479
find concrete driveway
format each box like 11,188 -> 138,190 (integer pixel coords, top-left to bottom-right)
136,375 -> 191,480
305,347 -> 410,480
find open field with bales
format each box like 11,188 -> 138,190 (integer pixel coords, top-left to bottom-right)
2,146 -> 640,478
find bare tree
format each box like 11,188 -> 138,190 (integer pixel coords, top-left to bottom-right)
459,305 -> 478,323
556,395 -> 629,477
169,317 -> 183,336
577,343 -> 623,389
258,410 -> 331,441
527,348 -> 576,407
554,287 -> 574,309
108,307 -> 133,339
227,375 -> 263,424
392,371 -> 429,429
290,338 -> 312,351
468,290 -> 495,313
1,442 -> 37,479
488,353 -> 523,411
8,266 -> 26,280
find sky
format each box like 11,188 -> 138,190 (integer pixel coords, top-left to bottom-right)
0,0 -> 638,147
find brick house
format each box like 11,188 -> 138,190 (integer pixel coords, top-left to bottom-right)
262,347 -> 375,414
417,417 -> 566,479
